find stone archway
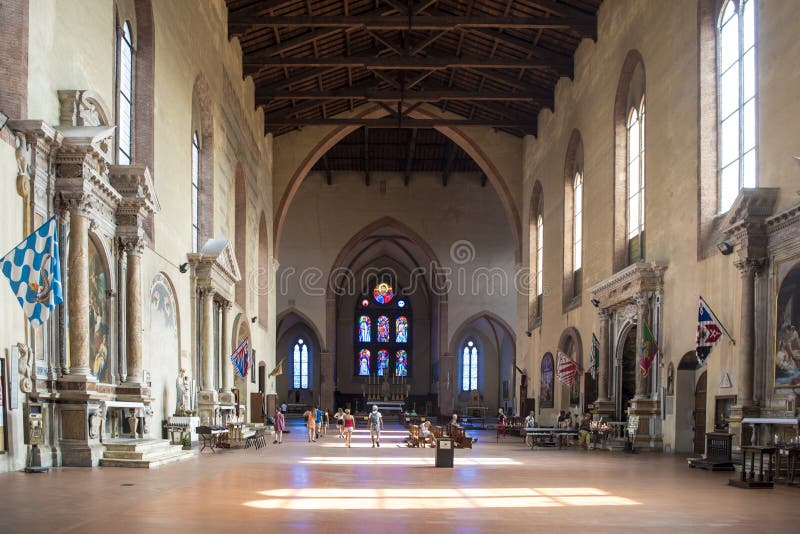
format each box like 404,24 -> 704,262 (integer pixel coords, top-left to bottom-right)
273,105 -> 522,262
674,351 -> 702,453
232,313 -> 252,419
616,324 -> 638,420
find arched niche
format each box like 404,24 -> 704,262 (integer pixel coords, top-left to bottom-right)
87,233 -> 114,384
147,272 -> 181,420
276,309 -> 323,406
557,326 -> 585,410
232,313 -> 253,410
540,352 -> 555,410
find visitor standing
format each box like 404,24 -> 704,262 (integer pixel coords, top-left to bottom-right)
303,407 -> 316,442
579,414 -> 592,449
368,405 -> 383,447
323,410 -> 330,438
273,408 -> 285,444
343,408 -> 355,447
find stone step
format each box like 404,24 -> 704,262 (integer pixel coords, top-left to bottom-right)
103,439 -> 173,454
99,449 -> 195,469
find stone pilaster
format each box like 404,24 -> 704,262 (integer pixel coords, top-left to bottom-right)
122,239 -> 144,386
319,351 -> 334,412
593,309 -> 615,417
219,301 -> 235,406
197,288 -> 218,425
734,258 -> 763,407
66,198 -> 93,379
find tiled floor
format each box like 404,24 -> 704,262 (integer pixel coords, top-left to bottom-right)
1,422 -> 797,533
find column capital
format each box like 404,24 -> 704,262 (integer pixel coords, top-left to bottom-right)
121,237 -> 146,257
61,194 -> 95,216
220,300 -> 233,312
733,257 -> 766,276
597,307 -> 612,321
634,293 -> 649,310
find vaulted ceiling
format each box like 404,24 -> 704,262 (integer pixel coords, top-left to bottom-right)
226,0 -> 601,173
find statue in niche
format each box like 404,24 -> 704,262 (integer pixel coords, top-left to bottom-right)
176,369 -> 190,415
89,408 -> 104,441
17,343 -> 34,394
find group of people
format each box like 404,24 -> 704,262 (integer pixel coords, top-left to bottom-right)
556,410 -> 593,449
301,405 -> 384,448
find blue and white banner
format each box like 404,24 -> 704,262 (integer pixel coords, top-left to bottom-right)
0,217 -> 63,327
230,338 -> 249,380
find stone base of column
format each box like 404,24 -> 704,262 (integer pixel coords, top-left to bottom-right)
628,398 -> 663,450
592,399 -> 616,418
58,403 -> 105,467
218,391 -> 235,406
198,389 -> 219,426
729,404 -> 761,454
59,373 -> 97,384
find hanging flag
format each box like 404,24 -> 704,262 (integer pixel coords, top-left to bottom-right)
0,217 -> 63,327
556,349 -> 579,387
696,296 -> 733,366
590,333 -> 600,380
230,338 -> 249,379
268,357 -> 285,378
640,320 -> 659,377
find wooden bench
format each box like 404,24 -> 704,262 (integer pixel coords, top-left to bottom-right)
449,425 -> 474,449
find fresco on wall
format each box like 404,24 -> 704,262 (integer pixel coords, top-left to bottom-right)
775,261 -> 800,387
540,352 -> 554,409
88,240 -> 109,383
148,273 -> 179,377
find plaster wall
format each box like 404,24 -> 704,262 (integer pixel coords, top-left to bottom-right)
519,0 -> 800,445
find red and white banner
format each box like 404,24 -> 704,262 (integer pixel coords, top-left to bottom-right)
556,349 -> 579,387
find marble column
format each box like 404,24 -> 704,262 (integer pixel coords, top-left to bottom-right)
67,202 -> 91,377
201,289 -> 215,390
734,259 -> 761,406
124,241 -> 144,384
634,295 -> 649,399
597,309 -> 611,401
221,301 -> 232,393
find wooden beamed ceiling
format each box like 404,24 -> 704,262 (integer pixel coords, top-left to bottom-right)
226,0 -> 600,174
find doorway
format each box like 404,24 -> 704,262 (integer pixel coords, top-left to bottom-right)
258,362 -> 266,393
693,371 -> 707,454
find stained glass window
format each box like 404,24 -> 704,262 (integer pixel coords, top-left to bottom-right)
373,282 -> 394,304
395,350 -> 408,377
395,316 -> 409,343
293,339 -> 309,389
377,350 -> 389,376
358,315 -> 371,342
358,349 -> 371,376
377,315 -> 390,342
355,280 -> 410,376
462,340 -> 478,391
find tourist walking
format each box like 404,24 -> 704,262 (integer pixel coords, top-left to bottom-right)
335,408 -> 345,438
343,408 -> 355,447
368,405 -> 383,447
315,406 -> 324,440
303,407 -> 317,442
273,408 -> 285,444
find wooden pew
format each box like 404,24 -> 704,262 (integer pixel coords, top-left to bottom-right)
449,425 -> 474,449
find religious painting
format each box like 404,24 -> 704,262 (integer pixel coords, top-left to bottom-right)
395,350 -> 408,377
358,315 -> 371,342
377,350 -> 389,376
540,352 -> 554,409
358,349 -> 371,376
775,259 -> 800,387
148,273 -> 179,377
88,239 -> 110,383
373,282 -> 394,304
395,316 -> 408,343
377,316 -> 390,342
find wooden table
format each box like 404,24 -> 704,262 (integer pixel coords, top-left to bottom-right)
775,446 -> 800,486
729,445 -> 775,489
197,426 -> 229,453
525,428 -> 579,449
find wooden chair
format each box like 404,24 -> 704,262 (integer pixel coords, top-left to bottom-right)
450,426 -> 474,449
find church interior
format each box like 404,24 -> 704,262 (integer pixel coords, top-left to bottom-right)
0,0 -> 798,531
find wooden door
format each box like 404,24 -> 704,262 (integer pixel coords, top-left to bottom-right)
693,371 -> 707,455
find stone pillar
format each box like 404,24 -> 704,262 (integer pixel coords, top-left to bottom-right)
221,301 -> 232,393
734,259 -> 762,406
634,295 -> 649,399
319,351 -> 334,412
201,289 -> 215,390
123,241 -> 144,385
597,309 -> 611,401
438,352 -> 455,418
67,201 -> 92,378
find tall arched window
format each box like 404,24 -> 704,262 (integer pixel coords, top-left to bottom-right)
717,0 -> 756,213
627,96 -> 646,263
528,181 -> 544,327
354,280 -> 411,377
116,20 -> 134,164
191,131 -> 200,252
572,172 -> 583,291
293,338 -> 309,389
563,130 -> 583,308
462,340 -> 478,391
